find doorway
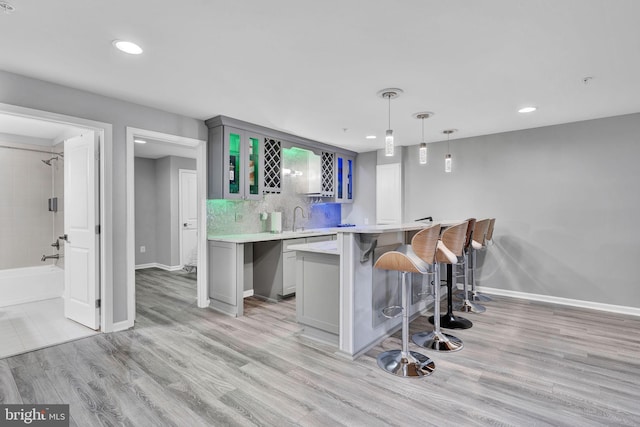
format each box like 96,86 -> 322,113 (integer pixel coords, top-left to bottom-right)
0,105 -> 112,356
126,127 -> 208,326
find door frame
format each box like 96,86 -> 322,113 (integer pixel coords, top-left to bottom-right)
125,127 -> 209,326
178,168 -> 198,268
0,102 -> 114,331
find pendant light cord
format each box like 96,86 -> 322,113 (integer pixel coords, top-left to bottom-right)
421,117 -> 425,142
388,94 -> 391,129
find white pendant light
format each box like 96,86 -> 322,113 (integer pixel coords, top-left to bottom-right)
443,129 -> 456,173
378,88 -> 403,157
413,112 -> 434,165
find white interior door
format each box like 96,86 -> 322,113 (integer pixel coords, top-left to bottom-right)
180,169 -> 198,267
64,131 -> 99,329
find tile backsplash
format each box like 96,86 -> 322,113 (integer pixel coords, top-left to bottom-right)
207,194 -> 341,236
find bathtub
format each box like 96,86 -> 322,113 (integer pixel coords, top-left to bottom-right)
0,265 -> 64,308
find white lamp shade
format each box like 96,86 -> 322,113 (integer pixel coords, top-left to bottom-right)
419,143 -> 427,164
385,129 -> 394,156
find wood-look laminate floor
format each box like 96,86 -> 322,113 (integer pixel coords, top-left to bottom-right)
1,268 -> 639,426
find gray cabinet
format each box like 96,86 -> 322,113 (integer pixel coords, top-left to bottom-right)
207,125 -> 265,200
335,154 -> 355,203
282,249 -> 298,296
321,151 -> 335,197
206,115 -> 356,200
253,235 -> 335,302
296,251 -> 340,341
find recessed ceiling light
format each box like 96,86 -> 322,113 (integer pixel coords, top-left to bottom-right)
113,40 -> 143,55
365,135 -> 377,139
0,2 -> 16,14
134,139 -> 147,144
518,106 -> 537,113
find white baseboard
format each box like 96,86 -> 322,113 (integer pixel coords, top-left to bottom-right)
480,286 -> 640,317
135,263 -> 183,271
110,319 -> 134,332
243,289 -> 254,298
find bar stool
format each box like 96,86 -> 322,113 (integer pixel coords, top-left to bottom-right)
428,221 -> 473,329
469,218 -> 492,303
410,226 -> 464,352
373,248 -> 436,378
453,217 -> 475,299
453,219 -> 486,314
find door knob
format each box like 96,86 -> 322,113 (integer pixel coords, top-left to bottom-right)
184,223 -> 188,227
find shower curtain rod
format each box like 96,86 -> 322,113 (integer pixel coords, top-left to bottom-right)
0,144 -> 63,156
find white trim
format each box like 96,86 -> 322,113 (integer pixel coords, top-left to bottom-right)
135,263 -> 183,271
243,289 -> 254,298
126,127 -> 208,325
111,319 -> 134,332
480,287 -> 640,317
0,103 -> 114,333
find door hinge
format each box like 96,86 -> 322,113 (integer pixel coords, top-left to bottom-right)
95,299 -> 101,308
96,225 -> 101,234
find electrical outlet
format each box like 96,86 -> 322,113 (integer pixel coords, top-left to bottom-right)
235,213 -> 243,222
364,217 -> 369,225
140,246 -> 146,253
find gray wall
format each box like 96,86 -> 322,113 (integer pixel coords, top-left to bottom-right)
0,70 -> 208,323
360,113 -> 640,308
343,151 -> 376,226
134,158 -> 157,265
135,156 -> 196,267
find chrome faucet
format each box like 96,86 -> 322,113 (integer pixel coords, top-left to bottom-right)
41,254 -> 60,262
292,205 -> 306,232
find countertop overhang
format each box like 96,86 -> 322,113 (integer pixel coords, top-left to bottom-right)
207,220 -> 463,243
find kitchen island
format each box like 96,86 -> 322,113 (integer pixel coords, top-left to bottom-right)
208,222 -> 459,358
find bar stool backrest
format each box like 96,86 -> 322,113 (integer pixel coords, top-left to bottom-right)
473,218 -> 491,247
374,251 -> 425,274
436,221 -> 468,263
410,224 -> 441,264
486,218 -> 496,242
463,218 -> 477,251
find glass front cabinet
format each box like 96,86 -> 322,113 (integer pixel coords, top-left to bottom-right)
208,125 -> 265,200
335,154 -> 354,203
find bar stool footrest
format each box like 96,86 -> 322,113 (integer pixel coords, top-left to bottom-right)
381,305 -> 403,319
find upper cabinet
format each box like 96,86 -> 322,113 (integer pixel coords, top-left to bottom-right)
321,152 -> 335,198
335,154 -> 354,203
208,126 -> 265,200
205,116 -> 356,201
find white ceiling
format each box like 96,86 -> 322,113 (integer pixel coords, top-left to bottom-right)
0,113 -> 86,144
1,0 -> 639,152
133,137 -> 197,160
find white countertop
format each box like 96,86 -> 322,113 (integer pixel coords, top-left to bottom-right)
208,228 -> 338,243
287,240 -> 339,255
208,220 -> 463,243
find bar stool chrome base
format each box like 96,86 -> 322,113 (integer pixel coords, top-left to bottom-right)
453,298 -> 486,313
412,331 -> 463,352
429,313 -> 473,329
377,350 -> 435,378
